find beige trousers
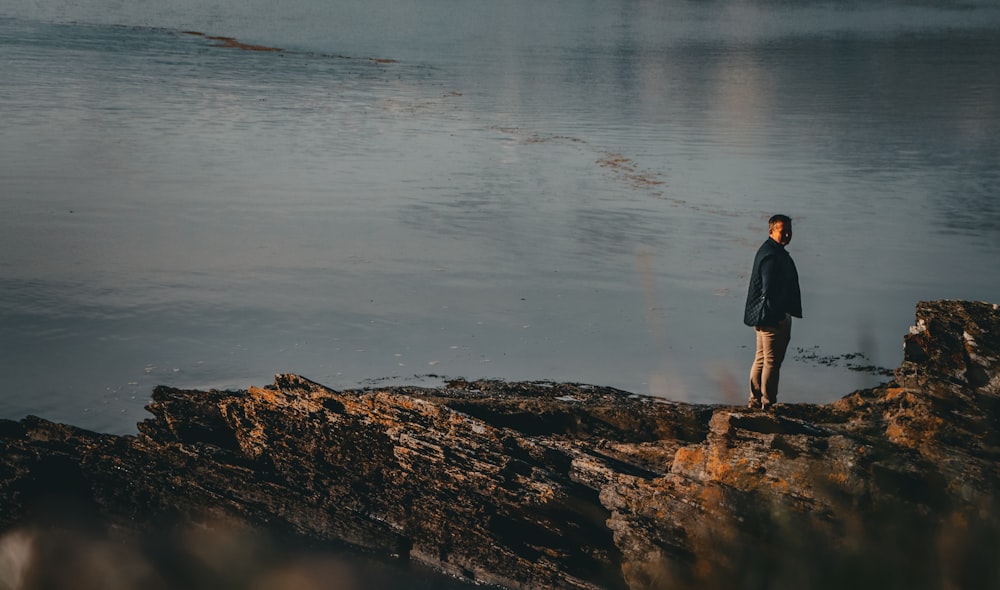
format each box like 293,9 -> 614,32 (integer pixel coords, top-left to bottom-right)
749,315 -> 791,405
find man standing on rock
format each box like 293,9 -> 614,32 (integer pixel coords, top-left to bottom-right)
744,214 -> 802,411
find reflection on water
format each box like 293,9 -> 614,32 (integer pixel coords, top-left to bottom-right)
1,1 -> 999,433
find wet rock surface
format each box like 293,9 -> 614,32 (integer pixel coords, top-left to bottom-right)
1,300 -> 999,589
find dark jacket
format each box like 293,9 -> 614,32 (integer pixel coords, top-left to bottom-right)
744,238 -> 802,327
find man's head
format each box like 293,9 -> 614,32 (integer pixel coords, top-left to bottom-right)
768,214 -> 792,246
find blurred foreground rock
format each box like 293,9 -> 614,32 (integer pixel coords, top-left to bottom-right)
1,300 -> 999,589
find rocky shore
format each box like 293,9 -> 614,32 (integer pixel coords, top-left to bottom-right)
2,300 -> 998,589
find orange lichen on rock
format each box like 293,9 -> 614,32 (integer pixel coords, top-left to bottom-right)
702,446 -> 739,482
828,471 -> 849,485
883,386 -> 908,401
672,445 -> 705,475
247,385 -> 280,405
885,411 -> 946,448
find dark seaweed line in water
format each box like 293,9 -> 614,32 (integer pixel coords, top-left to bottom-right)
486,125 -> 771,223
174,23 -> 768,226
177,29 -> 398,63
794,346 -> 894,377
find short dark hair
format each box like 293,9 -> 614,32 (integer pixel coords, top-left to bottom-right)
768,214 -> 792,229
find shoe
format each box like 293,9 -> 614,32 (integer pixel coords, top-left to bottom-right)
761,401 -> 776,413
747,398 -> 761,410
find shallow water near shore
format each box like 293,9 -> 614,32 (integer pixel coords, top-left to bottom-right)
1,0 -> 999,434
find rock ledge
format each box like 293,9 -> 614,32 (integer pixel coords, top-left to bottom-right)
2,300 -> 999,589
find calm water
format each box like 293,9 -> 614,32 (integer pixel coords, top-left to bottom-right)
2,0 -> 999,434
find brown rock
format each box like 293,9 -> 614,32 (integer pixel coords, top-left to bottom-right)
1,300 -> 999,589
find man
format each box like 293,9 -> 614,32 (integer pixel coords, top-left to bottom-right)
743,214 -> 802,411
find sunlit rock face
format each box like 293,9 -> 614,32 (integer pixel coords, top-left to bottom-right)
1,300 -> 999,590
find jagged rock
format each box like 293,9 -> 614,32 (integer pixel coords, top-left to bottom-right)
1,300 -> 999,589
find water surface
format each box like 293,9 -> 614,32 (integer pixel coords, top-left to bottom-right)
2,0 -> 999,433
